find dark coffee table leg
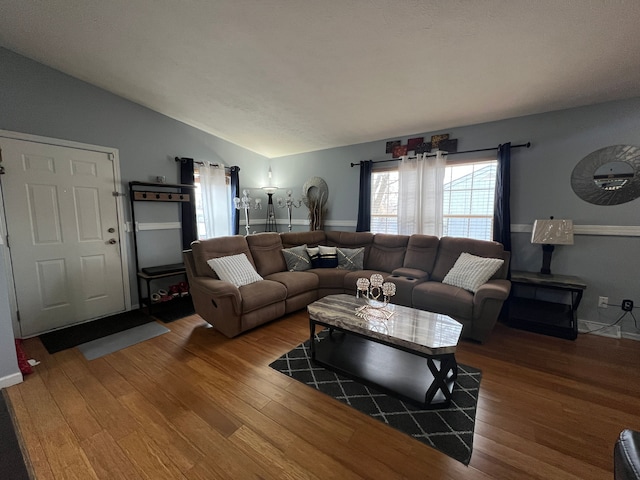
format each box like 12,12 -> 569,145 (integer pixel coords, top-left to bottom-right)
310,319 -> 316,360
425,354 -> 457,406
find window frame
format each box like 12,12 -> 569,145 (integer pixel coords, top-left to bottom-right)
370,158 -> 498,240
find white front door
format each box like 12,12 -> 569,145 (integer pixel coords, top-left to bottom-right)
0,136 -> 127,337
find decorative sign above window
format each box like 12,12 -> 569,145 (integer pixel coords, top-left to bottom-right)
385,133 -> 458,157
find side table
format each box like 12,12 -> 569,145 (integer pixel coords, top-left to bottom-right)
508,270 -> 587,340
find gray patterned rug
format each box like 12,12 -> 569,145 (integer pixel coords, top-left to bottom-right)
269,330 -> 481,465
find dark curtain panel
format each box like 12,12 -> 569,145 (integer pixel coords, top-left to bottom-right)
356,160 -> 373,232
179,157 -> 198,249
493,142 -> 512,253
230,166 -> 240,235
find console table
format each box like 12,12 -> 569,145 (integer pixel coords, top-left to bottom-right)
508,270 -> 586,340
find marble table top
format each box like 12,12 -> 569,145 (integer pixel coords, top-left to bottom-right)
307,294 -> 462,355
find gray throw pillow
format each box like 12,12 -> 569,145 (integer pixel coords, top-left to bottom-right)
282,244 -> 312,271
337,247 -> 365,271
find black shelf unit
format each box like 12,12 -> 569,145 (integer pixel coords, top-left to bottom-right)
129,181 -> 196,315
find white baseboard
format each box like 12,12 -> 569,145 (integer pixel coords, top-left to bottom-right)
578,320 -> 621,339
622,331 -> 640,341
0,372 -> 23,389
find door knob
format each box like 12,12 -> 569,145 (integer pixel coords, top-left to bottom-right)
108,238 -> 117,244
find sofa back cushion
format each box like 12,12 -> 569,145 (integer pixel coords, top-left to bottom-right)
431,236 -> 510,282
246,233 -> 288,277
191,235 -> 254,278
280,231 -> 327,249
366,234 -> 409,272
403,234 -> 440,276
325,231 -> 374,264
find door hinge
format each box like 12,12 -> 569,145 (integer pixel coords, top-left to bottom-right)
5,234 -> 9,248
108,153 -> 114,161
16,310 -> 20,322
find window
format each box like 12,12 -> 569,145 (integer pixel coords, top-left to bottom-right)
193,165 -> 232,239
370,160 -> 497,241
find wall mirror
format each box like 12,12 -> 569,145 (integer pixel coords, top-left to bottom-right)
571,145 -> 640,205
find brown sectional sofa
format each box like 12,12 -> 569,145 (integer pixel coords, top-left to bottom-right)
183,231 -> 511,342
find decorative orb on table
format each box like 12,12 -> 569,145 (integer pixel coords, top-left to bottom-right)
355,274 -> 396,320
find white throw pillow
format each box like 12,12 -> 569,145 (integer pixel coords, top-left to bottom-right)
207,253 -> 263,287
442,252 -> 504,293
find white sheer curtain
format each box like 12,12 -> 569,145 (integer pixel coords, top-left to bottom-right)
197,163 -> 230,239
397,151 -> 446,236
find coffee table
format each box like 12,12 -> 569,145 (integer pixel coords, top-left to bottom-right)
307,294 -> 463,409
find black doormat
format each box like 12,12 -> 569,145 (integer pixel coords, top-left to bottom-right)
39,309 -> 152,354
269,330 -> 481,465
0,391 -> 30,480
149,296 -> 195,323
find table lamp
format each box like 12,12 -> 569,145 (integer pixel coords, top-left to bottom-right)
531,218 -> 574,275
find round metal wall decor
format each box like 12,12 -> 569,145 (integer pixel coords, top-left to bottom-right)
571,145 -> 640,205
302,176 -> 329,208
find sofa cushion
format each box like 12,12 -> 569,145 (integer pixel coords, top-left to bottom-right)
280,231 -> 327,249
307,245 -> 339,268
266,271 -> 319,297
191,236 -> 254,278
207,253 -> 263,287
282,244 -> 312,271
366,234 -> 409,272
246,233 -> 288,276
403,234 -> 439,276
238,280 -> 287,313
431,236 -> 508,282
412,281 -> 474,320
325,231 -> 374,264
336,247 -> 365,270
442,252 -> 504,293
309,268 -> 349,291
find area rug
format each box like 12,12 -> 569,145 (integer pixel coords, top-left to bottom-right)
77,321 -> 170,360
269,330 -> 481,465
150,296 -> 196,323
0,391 -> 30,480
39,309 -> 152,354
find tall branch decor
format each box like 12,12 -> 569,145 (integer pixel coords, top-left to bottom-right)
302,176 -> 329,231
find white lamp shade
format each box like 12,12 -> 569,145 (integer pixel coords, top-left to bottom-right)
531,219 -> 574,245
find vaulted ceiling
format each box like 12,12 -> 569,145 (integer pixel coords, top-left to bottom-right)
1,1 -> 640,158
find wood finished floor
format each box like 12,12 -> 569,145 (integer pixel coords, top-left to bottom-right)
6,311 -> 640,479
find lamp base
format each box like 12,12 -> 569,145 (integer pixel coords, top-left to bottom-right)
540,244 -> 555,275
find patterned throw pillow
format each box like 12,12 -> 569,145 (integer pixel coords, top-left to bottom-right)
442,252 -> 504,293
306,245 -> 339,268
336,247 -> 364,270
207,253 -> 263,287
282,244 -> 311,271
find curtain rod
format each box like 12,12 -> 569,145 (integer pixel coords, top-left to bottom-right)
349,142 -> 531,167
174,156 -> 229,170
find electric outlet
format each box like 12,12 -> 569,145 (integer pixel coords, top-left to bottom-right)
598,296 -> 608,308
622,299 -> 634,311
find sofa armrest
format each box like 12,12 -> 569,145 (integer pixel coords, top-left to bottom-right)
189,276 -> 242,316
473,279 -> 511,305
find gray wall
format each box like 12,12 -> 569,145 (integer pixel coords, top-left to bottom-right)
0,46 -> 268,301
273,99 -> 640,335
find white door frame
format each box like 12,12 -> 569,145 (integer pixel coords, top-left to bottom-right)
0,129 -> 132,336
